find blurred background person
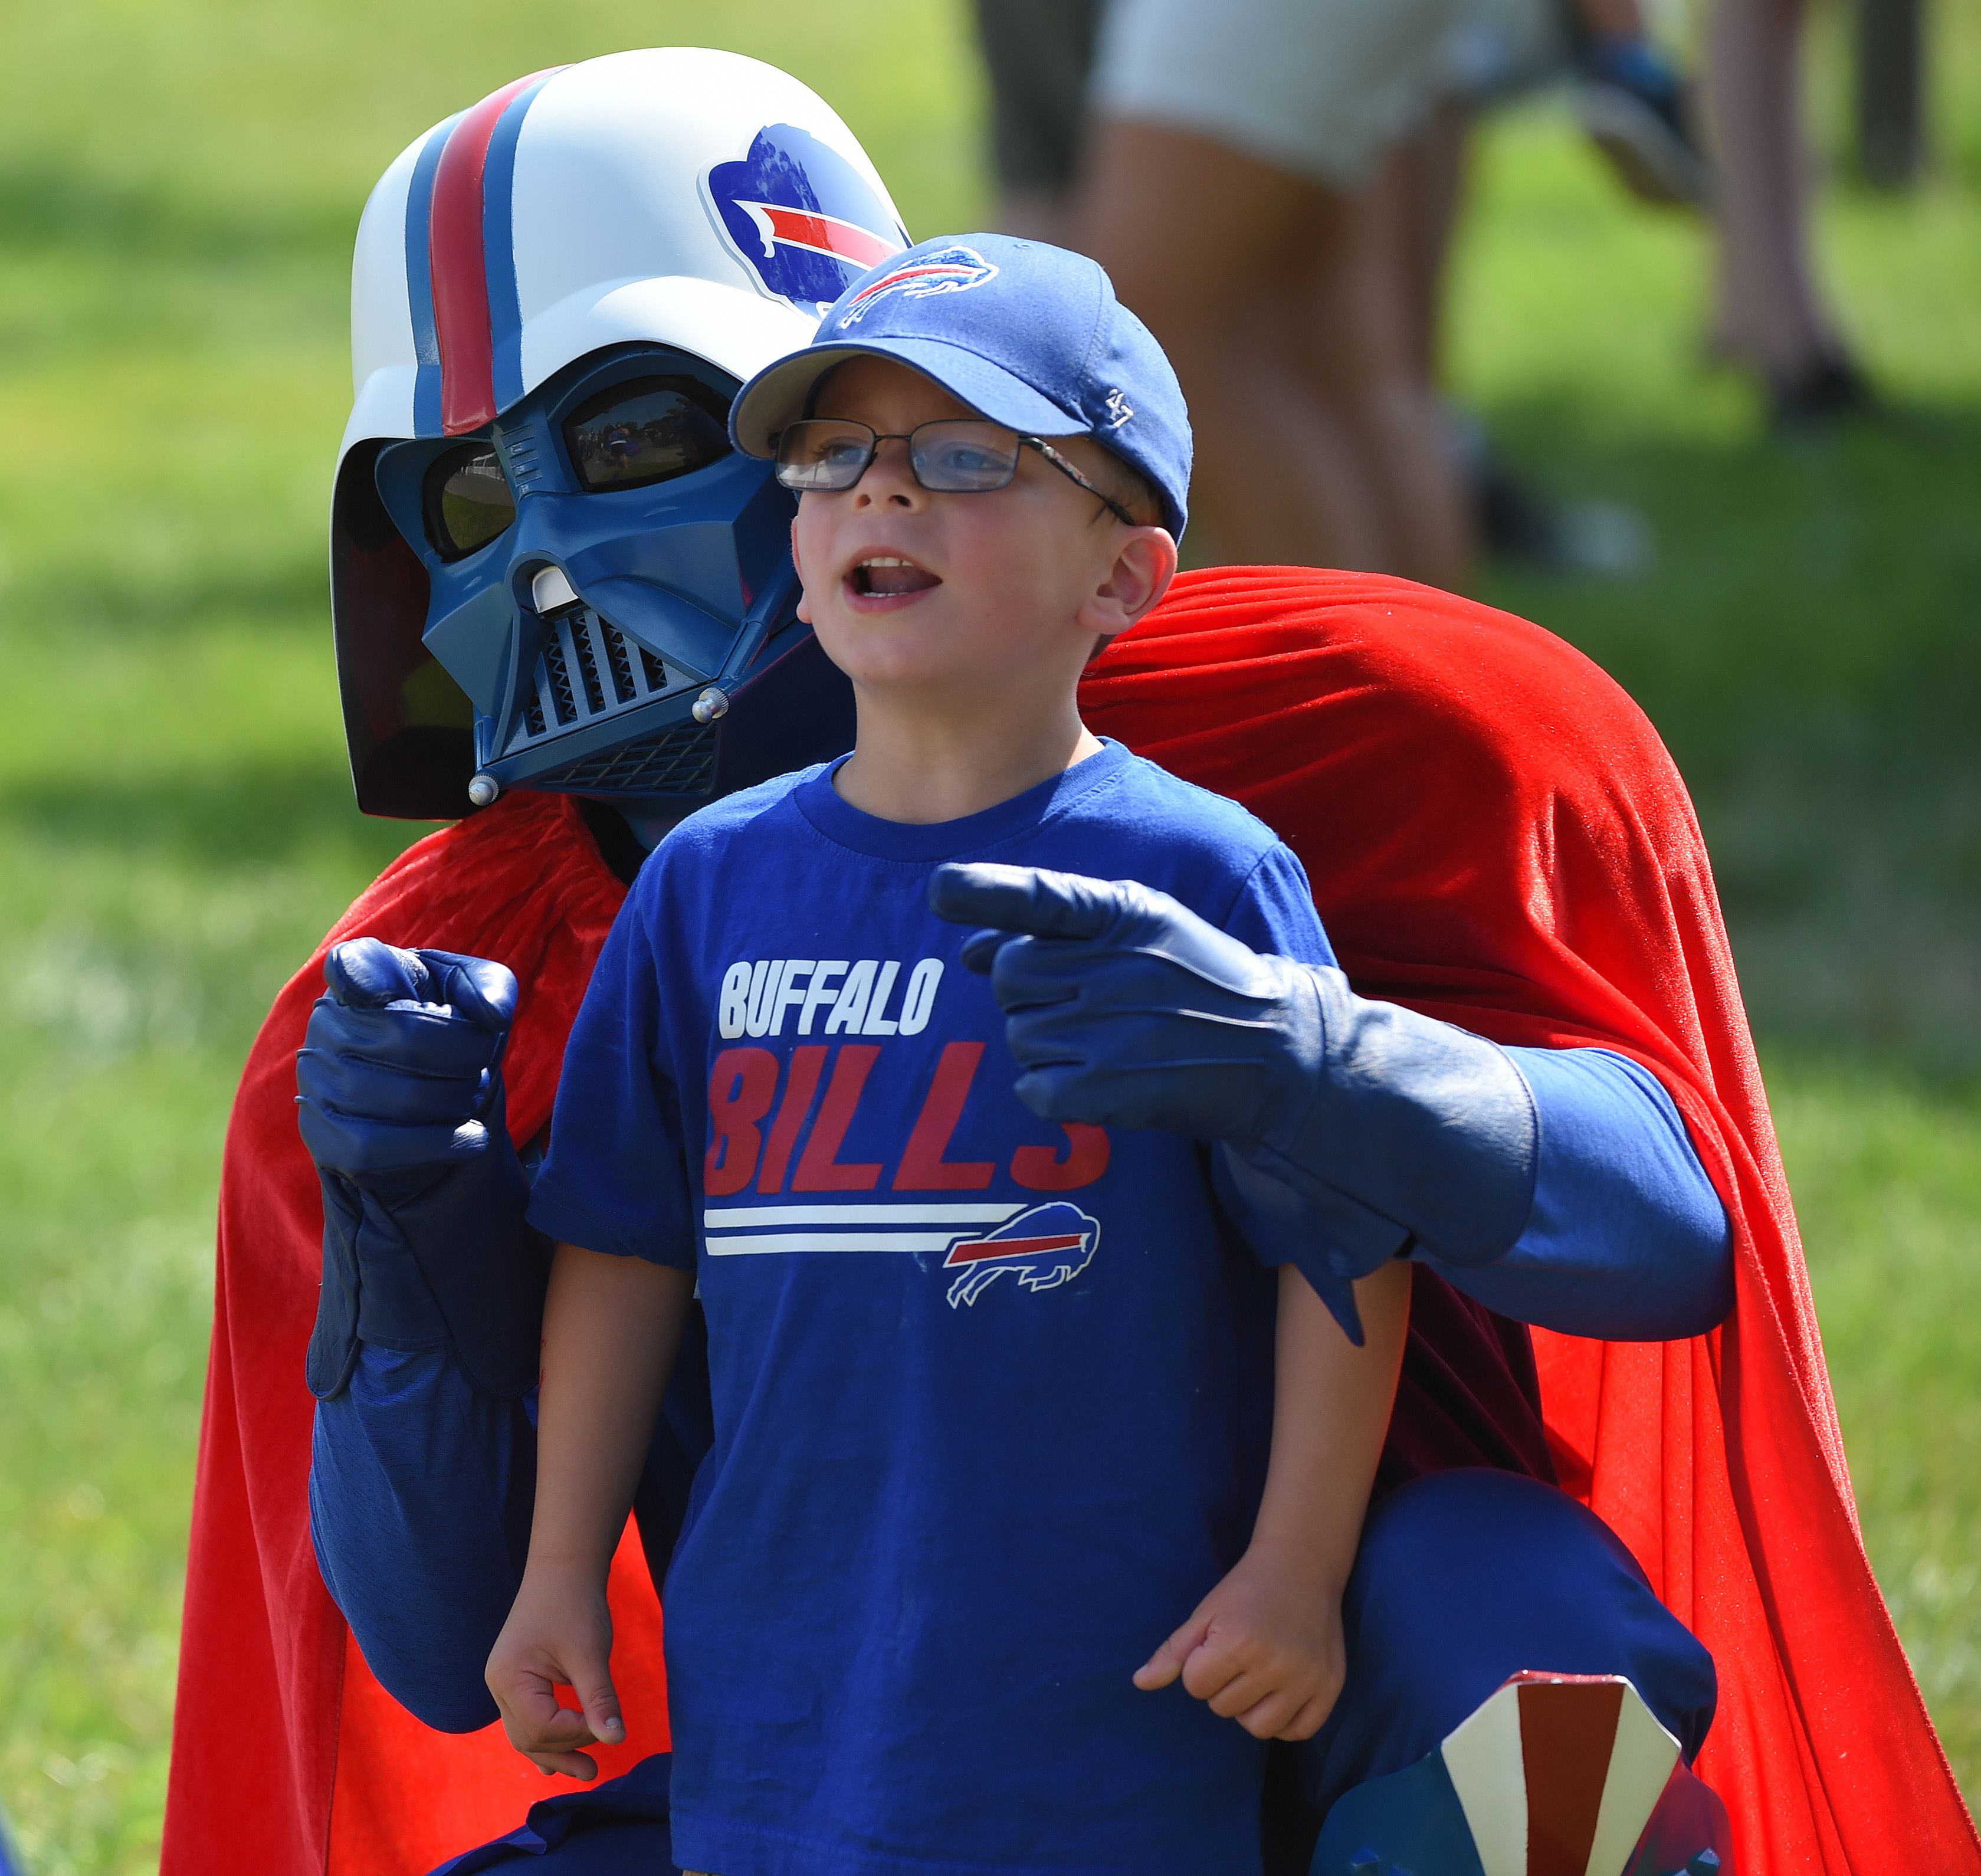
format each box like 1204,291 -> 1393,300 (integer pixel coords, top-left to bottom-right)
975,0 -> 1701,580
1705,0 -> 1875,427
973,0 -> 1106,244
1074,0 -> 1487,585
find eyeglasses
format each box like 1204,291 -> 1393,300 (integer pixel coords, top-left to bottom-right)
773,418 -> 1139,526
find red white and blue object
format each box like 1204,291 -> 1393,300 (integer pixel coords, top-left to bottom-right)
941,1201 -> 1101,1306
330,50 -> 907,819
1314,1673 -> 1733,1876
704,123 -> 909,313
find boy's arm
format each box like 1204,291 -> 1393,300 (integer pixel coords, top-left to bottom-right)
485,1241 -> 694,1778
1133,1261 -> 1410,1740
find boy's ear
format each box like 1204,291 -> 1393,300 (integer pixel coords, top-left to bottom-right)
790,515 -> 813,626
1079,527 -> 1179,639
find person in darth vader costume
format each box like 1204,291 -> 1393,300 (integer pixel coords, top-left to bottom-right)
160,48 -> 1975,1876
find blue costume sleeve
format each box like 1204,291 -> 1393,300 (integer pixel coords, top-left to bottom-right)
1172,854 -> 1728,1339
309,1317 -> 716,1736
934,862 -> 1732,1346
310,1349 -> 535,1733
300,923 -> 720,1733
1429,1046 -> 1733,1341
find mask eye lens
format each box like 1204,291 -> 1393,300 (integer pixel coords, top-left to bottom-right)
565,378 -> 733,492
425,445 -> 514,561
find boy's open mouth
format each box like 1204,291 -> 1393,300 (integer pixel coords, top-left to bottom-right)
849,556 -> 942,599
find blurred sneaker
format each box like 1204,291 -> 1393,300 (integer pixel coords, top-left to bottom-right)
1574,35 -> 1711,208
1481,467 -> 1657,575
1770,353 -> 1877,432
1453,411 -> 1656,576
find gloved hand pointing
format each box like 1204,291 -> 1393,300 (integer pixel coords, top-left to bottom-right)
931,863 -> 1541,1347
928,862 -> 1319,1140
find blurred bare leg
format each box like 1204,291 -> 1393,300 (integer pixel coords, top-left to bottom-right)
1573,0 -> 1649,35
1390,102 -> 1471,389
1298,140 -> 1475,580
1080,118 -> 1470,588
1705,0 -> 1844,381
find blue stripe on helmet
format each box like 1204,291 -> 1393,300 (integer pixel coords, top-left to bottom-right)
404,112 -> 464,439
483,70 -> 564,416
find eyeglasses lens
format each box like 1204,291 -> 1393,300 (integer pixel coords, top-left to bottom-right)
430,446 -> 516,560
775,421 -> 875,491
910,422 -> 1021,491
775,419 -> 1023,495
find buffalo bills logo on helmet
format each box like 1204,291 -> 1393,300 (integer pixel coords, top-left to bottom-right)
941,1202 -> 1100,1308
706,124 -> 908,313
835,245 -> 999,329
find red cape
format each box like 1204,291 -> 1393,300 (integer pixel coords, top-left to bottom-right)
163,568 -> 1976,1875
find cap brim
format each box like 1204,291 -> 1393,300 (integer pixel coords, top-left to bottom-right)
730,334 -> 1084,456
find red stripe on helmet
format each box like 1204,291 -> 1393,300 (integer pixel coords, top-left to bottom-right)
754,205 -> 899,270
429,71 -> 555,437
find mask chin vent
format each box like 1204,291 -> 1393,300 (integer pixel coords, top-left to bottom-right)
531,721 -> 719,796
513,608 -> 681,745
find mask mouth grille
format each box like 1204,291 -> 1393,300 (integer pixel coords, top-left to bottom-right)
532,720 -> 719,795
517,608 -> 678,743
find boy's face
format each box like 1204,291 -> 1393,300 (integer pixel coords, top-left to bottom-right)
789,356 -> 1174,710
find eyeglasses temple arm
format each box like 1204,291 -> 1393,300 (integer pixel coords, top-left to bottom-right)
1024,437 -> 1138,527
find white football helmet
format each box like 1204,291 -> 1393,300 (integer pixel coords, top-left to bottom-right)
332,49 -> 908,818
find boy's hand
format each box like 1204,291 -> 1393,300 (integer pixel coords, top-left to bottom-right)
486,1567 -> 628,1779
1133,1542 -> 1347,1742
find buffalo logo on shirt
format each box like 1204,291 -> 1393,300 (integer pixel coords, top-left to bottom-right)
940,1203 -> 1100,1308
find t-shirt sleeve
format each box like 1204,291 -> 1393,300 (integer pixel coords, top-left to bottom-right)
526,883 -> 696,1268
1218,841 -> 1336,969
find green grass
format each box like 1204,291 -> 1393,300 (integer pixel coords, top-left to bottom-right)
0,2 -> 1976,1869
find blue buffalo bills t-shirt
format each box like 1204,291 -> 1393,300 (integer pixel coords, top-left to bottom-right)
528,741 -> 1336,1876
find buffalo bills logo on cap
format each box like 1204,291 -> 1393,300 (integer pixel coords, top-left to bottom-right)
940,1202 -> 1100,1308
706,124 -> 908,313
835,244 -> 999,329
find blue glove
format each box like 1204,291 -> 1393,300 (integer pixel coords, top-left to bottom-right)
297,938 -> 549,1400
930,864 -> 1539,1344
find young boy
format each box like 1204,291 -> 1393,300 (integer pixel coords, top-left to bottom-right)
488,234 -> 1411,1876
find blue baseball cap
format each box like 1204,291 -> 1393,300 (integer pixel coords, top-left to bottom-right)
729,233 -> 1192,538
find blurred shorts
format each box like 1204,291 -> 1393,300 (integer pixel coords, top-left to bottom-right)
973,0 -> 1108,192
1091,0 -> 1560,189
